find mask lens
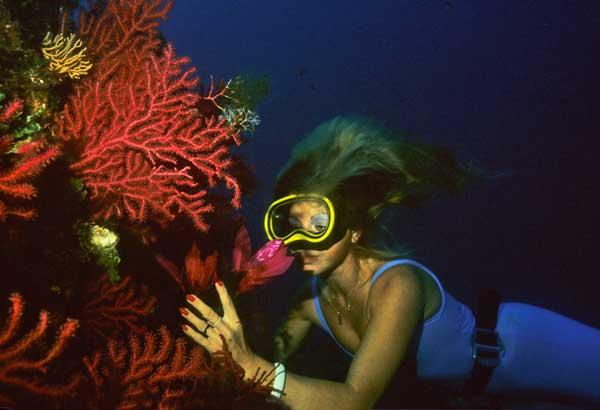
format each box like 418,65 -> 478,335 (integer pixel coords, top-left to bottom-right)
268,197 -> 331,240
271,204 -> 295,238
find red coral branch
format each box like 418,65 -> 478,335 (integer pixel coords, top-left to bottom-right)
82,326 -> 208,408
0,142 -> 59,198
0,293 -> 80,405
79,0 -> 172,67
0,142 -> 60,220
80,273 -> 156,341
0,99 -> 23,123
81,326 -> 283,409
0,98 -> 60,221
58,0 -> 242,231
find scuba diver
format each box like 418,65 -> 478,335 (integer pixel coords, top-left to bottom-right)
181,116 -> 600,409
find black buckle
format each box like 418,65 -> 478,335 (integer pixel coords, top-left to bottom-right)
472,327 -> 503,368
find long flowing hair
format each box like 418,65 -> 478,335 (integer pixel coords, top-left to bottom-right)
273,116 -> 488,261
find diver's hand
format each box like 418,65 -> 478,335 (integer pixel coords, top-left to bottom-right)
181,281 -> 258,375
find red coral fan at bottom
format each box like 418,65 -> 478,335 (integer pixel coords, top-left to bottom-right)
79,326 -> 287,409
81,326 -> 206,409
0,293 -> 80,406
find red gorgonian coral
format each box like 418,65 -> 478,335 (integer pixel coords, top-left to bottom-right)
80,325 -> 282,409
81,326 -> 207,408
0,98 -> 60,221
0,293 -> 80,406
80,273 -> 157,342
56,0 -> 243,231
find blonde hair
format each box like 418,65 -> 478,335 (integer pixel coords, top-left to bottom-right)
274,116 -> 482,260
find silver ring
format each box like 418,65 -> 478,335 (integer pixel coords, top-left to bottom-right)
214,316 -> 223,326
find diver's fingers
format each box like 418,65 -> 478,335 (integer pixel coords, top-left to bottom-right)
215,281 -> 240,324
182,324 -> 219,353
180,307 -> 207,332
185,293 -> 221,325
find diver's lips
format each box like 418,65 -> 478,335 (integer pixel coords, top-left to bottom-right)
301,256 -> 319,264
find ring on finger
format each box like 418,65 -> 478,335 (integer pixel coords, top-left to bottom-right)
213,316 -> 223,326
202,322 -> 212,333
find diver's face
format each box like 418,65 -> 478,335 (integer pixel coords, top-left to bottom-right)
288,200 -> 352,273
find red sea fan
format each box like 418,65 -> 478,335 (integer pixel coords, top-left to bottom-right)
78,0 -> 173,67
81,326 -> 285,409
57,0 -> 243,231
81,326 -> 208,409
0,140 -> 60,221
0,97 -> 60,221
58,44 -> 241,231
0,293 -> 80,406
80,273 -> 157,342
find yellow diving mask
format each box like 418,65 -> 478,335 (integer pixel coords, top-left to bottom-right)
263,193 -> 348,251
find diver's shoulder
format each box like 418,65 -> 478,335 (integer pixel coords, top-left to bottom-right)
368,262 -> 425,302
370,259 -> 425,283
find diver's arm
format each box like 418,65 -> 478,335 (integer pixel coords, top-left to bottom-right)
273,282 -> 314,362
273,304 -> 313,362
246,265 -> 425,410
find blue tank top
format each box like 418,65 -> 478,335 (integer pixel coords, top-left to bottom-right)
311,259 -> 476,383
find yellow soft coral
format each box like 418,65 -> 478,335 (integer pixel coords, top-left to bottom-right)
41,32 -> 93,79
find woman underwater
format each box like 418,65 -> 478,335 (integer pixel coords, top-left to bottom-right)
180,116 -> 600,409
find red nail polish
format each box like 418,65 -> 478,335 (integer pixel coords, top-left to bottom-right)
216,280 -> 223,287
179,308 -> 188,316
186,294 -> 196,302
182,324 -> 188,331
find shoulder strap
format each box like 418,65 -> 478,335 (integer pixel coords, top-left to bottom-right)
370,259 -> 414,284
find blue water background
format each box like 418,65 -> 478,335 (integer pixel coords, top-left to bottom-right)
159,1 -> 599,327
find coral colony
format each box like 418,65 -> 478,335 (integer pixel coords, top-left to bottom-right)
0,294 -> 80,406
56,17 -> 242,231
0,95 -> 60,221
0,0 -> 285,408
